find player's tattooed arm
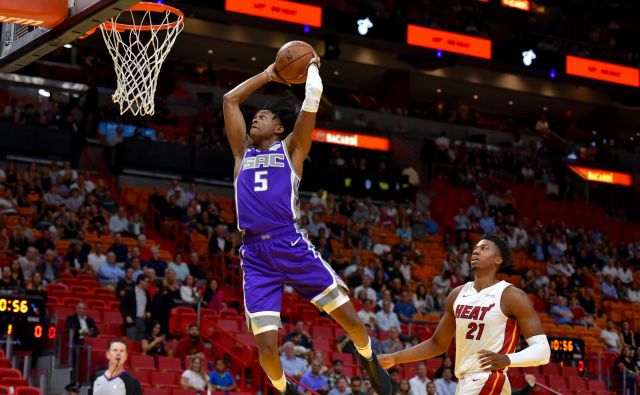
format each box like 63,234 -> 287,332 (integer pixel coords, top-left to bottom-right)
379,286 -> 463,369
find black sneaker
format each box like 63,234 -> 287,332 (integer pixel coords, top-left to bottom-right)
283,378 -> 298,395
353,350 -> 392,395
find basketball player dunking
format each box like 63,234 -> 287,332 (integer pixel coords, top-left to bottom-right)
379,234 -> 550,395
223,55 -> 391,394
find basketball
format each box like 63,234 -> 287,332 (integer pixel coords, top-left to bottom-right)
274,41 -> 316,84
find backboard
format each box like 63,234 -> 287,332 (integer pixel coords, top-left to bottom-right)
0,0 -> 140,72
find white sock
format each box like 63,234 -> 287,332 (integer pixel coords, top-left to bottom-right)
356,337 -> 373,359
270,372 -> 287,393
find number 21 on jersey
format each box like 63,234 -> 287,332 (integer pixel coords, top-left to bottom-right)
254,171 -> 268,191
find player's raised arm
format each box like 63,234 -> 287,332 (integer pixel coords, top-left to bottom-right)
478,286 -> 550,370
223,65 -> 288,158
285,55 -> 322,167
379,286 -> 463,369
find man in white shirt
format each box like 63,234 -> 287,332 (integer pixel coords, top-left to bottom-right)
18,247 -> 39,280
372,235 -> 391,256
409,364 -> 430,395
600,319 -> 622,353
354,275 -> 377,302
434,367 -> 457,395
601,259 -> 619,280
109,206 -> 129,233
357,299 -> 378,328
375,300 -> 401,332
88,243 -> 107,273
619,263 -> 634,284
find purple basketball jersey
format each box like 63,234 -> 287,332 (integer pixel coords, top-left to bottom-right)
235,141 -> 300,235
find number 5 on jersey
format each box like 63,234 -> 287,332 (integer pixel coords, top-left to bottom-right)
254,171 -> 268,191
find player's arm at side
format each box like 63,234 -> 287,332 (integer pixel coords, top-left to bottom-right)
222,71 -> 271,157
379,286 -> 462,368
479,286 -> 550,370
285,56 -> 322,170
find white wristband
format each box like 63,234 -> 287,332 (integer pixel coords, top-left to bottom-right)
302,64 -> 322,113
506,334 -> 550,367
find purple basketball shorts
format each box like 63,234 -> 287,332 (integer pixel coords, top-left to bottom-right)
240,226 -> 349,334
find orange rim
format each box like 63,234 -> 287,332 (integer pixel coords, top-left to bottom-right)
100,2 -> 183,32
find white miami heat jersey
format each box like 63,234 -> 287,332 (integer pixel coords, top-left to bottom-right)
453,281 -> 519,378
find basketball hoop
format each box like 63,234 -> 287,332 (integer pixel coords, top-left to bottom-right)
86,2 -> 184,116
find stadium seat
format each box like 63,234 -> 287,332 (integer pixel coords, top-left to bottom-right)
151,371 -> 179,388
588,381 -> 606,391
311,326 -> 333,338
171,390 -> 194,395
547,376 -> 568,391
14,387 -> 40,395
144,389 -> 170,395
158,357 -> 183,373
568,377 -> 588,391
562,365 -> 580,377
129,355 -> 156,371
0,378 -> 28,387
0,386 -> 7,395
132,371 -> 152,387
541,363 -> 560,375
0,369 -> 21,380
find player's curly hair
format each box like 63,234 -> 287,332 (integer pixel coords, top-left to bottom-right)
480,233 -> 512,270
260,99 -> 297,139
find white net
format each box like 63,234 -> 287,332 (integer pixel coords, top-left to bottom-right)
99,4 -> 183,116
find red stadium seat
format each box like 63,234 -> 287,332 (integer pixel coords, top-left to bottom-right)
129,355 -> 156,371
15,387 -> 41,395
0,378 -> 28,387
0,369 -> 21,380
171,390 -> 195,395
0,385 -> 8,395
311,326 -> 333,338
562,365 -> 580,377
216,319 -> 240,334
568,377 -> 588,392
332,353 -> 355,367
541,363 -> 561,375
546,376 -> 568,391
158,357 -> 183,373
144,389 -> 170,395
132,371 -> 152,387
588,381 -> 606,391
150,371 -> 179,388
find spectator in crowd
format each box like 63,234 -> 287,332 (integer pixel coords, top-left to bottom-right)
146,246 -> 167,278
209,359 -> 237,392
434,367 -> 457,395
136,234 -> 152,261
33,229 -> 55,254
298,360 -> 329,395
395,291 -> 417,323
17,247 -> 38,281
108,233 -> 129,263
188,252 -> 206,282
203,278 -> 224,312
550,296 -> 574,325
619,321 -> 636,349
350,376 -> 366,395
141,321 -> 168,356
423,211 -> 439,235
180,356 -> 210,392
601,319 -> 622,353
602,275 -> 619,300
37,249 -> 60,283
175,324 -> 206,361
376,300 -> 401,332
109,206 -> 130,234
120,274 -> 151,340
280,341 -> 309,379
409,363 -> 430,395
169,252 -> 189,283
65,383 -> 81,395
426,381 -> 436,395
396,379 -> 412,395
128,258 -> 144,283
479,209 -> 496,234
180,275 -> 201,308
129,213 -> 145,236
354,275 -> 377,302
381,327 -> 404,354
327,360 -> 347,389
328,376 -> 350,395
98,252 -> 124,287
357,299 -> 378,328
285,321 -> 313,350
64,302 -> 99,346
0,266 -> 18,293
87,243 -> 107,273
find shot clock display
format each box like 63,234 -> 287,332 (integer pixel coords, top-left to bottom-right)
0,295 -> 55,349
548,337 -> 585,374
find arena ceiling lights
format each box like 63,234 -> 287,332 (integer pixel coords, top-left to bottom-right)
566,55 -> 640,87
224,0 -> 322,27
406,25 -> 492,60
501,0 -> 530,11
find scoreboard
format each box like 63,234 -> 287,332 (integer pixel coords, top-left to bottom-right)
0,295 -> 56,349
548,337 -> 586,374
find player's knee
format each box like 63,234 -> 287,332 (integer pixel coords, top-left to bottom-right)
257,340 -> 279,359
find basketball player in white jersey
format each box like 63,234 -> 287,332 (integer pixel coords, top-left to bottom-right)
379,234 -> 550,394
